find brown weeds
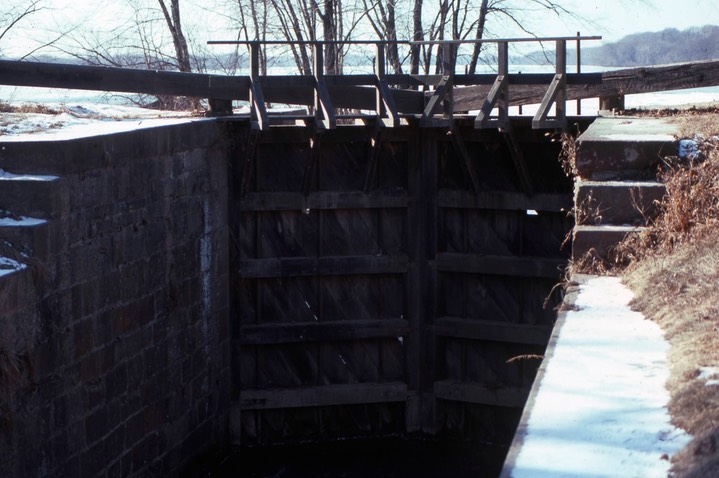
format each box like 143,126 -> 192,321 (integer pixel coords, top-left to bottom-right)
619,130 -> 719,477
0,102 -> 61,115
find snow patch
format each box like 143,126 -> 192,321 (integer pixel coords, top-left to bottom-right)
0,256 -> 27,277
697,367 -> 719,387
0,216 -> 46,227
0,102 -> 200,141
509,276 -> 690,478
0,169 -> 59,181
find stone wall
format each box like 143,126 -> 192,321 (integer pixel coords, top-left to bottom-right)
0,120 -> 230,477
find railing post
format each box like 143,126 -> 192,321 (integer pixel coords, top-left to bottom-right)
576,32 -> 582,115
313,41 -> 324,114
442,42 -> 454,120
556,39 -> 567,124
376,43 -> 386,118
249,41 -> 268,130
312,42 -> 336,129
497,41 -> 509,127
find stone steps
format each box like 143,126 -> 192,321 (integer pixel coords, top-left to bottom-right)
0,172 -> 65,219
574,180 -> 666,226
572,224 -> 645,262
572,117 -> 677,263
0,171 -> 63,260
0,216 -> 50,259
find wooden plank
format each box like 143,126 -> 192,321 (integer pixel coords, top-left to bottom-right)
455,60 -> 719,110
238,382 -> 408,409
238,318 -> 409,345
433,317 -> 551,345
0,59 -> 247,99
239,254 -> 409,278
433,380 -> 528,408
262,84 -> 424,113
435,252 -> 564,279
438,190 -> 571,212
240,190 -> 409,211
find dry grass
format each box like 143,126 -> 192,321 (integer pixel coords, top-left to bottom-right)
0,102 -> 61,115
617,114 -> 719,477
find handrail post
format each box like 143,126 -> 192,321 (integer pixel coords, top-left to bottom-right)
312,42 -> 336,129
497,41 -> 509,128
375,43 -> 386,118
556,39 -> 567,126
313,41 -> 324,114
249,41 -> 268,130
442,42 -> 454,121
576,31 -> 582,115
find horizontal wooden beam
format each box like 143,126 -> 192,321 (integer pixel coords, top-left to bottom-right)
239,254 -> 409,278
436,190 -> 569,213
238,318 -> 409,345
238,382 -> 408,409
0,59 -> 245,99
239,190 -> 408,212
435,253 -> 565,279
433,317 -> 551,345
454,60 -> 719,110
4,59 -> 716,118
434,380 -> 528,408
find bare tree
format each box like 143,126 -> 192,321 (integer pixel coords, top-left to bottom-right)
157,0 -> 192,72
0,1 -> 46,58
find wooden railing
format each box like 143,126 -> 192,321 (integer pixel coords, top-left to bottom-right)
2,36 -> 719,131
207,36 -> 603,130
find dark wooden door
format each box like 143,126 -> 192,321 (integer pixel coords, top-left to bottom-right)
228,121 -> 572,446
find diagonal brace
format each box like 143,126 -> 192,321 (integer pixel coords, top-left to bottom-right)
532,73 -> 566,129
475,74 -> 509,129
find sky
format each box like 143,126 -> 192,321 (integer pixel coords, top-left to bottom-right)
558,0 -> 718,41
0,0 -> 718,58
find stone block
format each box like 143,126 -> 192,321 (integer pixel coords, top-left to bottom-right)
575,117 -> 678,180
572,224 -> 644,262
0,175 -> 67,219
575,180 -> 666,226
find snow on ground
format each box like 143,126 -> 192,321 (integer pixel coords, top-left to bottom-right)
0,101 -> 201,141
0,256 -> 26,278
507,276 -> 690,478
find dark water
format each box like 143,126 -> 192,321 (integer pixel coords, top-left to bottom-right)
205,438 -> 507,478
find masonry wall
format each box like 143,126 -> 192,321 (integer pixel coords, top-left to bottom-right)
0,121 -> 231,477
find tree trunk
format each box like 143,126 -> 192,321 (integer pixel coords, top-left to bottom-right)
157,0 -> 191,72
468,0 -> 489,74
410,0 -> 423,74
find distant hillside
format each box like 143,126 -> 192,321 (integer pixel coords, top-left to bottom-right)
521,25 -> 719,67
